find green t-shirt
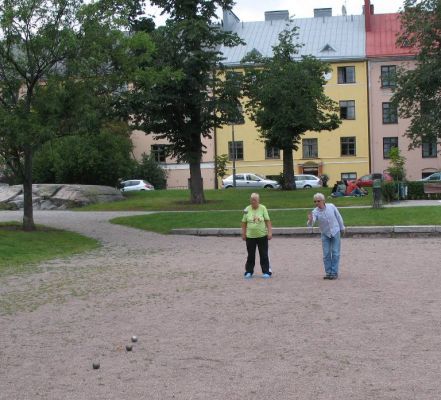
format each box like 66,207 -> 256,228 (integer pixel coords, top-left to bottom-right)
241,204 -> 270,238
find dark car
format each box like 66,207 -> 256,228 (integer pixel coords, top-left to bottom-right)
355,173 -> 393,187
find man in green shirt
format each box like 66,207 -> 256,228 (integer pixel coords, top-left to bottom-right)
241,193 -> 273,278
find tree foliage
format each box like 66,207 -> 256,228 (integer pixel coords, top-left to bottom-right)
392,0 -> 441,150
242,27 -> 341,190
215,154 -> 229,180
133,153 -> 168,190
386,147 -> 407,181
33,124 -> 135,186
0,0 -> 154,229
128,0 -> 243,203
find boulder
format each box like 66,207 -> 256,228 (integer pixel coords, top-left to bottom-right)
0,184 -> 124,210
0,186 -> 22,203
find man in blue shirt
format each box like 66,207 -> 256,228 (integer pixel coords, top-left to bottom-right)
307,193 -> 345,280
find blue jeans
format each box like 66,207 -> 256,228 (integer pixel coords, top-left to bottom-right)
321,232 -> 341,276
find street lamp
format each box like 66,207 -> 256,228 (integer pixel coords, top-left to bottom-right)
228,104 -> 244,188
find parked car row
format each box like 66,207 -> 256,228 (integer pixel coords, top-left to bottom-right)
119,171 -> 441,193
221,173 -> 322,189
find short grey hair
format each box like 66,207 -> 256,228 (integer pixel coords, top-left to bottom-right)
313,192 -> 325,201
250,192 -> 260,201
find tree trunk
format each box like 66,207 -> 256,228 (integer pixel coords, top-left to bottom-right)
282,146 -> 296,190
22,146 -> 36,231
189,160 -> 205,204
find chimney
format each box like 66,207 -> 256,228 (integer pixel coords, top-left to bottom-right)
363,0 -> 373,32
222,9 -> 240,30
314,8 -> 332,18
264,10 -> 289,21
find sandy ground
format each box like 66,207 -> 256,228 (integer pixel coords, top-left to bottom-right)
1,210 -> 441,400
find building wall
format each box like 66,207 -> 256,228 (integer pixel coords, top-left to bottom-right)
215,61 -> 370,186
304,61 -> 370,184
131,130 -> 216,189
368,59 -> 441,180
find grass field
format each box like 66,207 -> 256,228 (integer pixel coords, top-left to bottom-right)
0,222 -> 100,276
81,187 -> 373,211
110,206 -> 441,234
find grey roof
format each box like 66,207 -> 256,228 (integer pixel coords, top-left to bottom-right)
219,15 -> 366,65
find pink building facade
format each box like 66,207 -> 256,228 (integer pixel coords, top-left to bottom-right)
131,130 -> 216,189
366,5 -> 441,179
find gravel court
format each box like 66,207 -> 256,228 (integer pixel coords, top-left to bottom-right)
0,211 -> 441,400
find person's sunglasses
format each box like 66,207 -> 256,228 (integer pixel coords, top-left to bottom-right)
314,200 -> 323,203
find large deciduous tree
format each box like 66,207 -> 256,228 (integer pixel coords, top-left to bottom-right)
392,0 -> 441,150
242,28 -> 341,190
128,0 -> 243,204
0,0 -> 153,230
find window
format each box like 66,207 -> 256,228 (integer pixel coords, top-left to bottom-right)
246,174 -> 261,181
340,137 -> 356,156
228,141 -> 243,160
341,172 -> 357,181
383,137 -> 398,159
422,141 -> 437,158
339,100 -> 355,120
337,66 -> 355,84
302,139 -> 318,158
151,144 -> 168,162
381,65 -> 396,88
265,146 -> 280,159
382,102 -> 398,124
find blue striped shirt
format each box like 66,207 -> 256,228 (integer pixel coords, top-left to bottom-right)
307,203 -> 345,238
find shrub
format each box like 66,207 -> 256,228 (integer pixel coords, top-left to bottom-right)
406,181 -> 425,200
133,153 -> 167,190
33,130 -> 135,186
382,182 -> 398,203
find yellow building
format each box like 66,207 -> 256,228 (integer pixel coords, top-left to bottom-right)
216,9 -> 370,186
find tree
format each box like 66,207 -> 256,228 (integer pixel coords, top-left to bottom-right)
386,147 -> 407,181
134,153 -> 168,189
33,125 -> 135,186
215,154 -> 229,181
242,27 -> 341,190
392,0 -> 441,149
0,0 -> 154,230
128,0 -> 243,203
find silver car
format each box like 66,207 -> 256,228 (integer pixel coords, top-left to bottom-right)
294,174 -> 322,189
120,179 -> 154,192
222,173 -> 280,189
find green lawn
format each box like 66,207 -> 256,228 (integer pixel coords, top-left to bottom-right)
0,222 -> 100,276
81,187 -> 373,211
110,206 -> 441,234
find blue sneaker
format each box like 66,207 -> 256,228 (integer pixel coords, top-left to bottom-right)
262,273 -> 271,279
244,272 -> 253,279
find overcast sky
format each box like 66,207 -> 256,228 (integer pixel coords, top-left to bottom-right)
145,0 -> 406,26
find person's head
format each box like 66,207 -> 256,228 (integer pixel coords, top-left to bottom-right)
313,192 -> 326,209
250,192 -> 260,208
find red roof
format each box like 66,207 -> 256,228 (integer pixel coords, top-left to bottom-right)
366,13 -> 417,57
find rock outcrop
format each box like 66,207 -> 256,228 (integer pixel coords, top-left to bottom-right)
0,184 -> 124,210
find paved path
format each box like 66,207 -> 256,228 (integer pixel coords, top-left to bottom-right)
1,210 -> 441,400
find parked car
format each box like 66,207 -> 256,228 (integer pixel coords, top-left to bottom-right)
222,173 -> 280,189
120,179 -> 154,192
355,173 -> 393,187
419,171 -> 441,182
294,174 -> 322,189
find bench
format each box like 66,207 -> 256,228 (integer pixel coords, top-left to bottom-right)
423,182 -> 441,197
